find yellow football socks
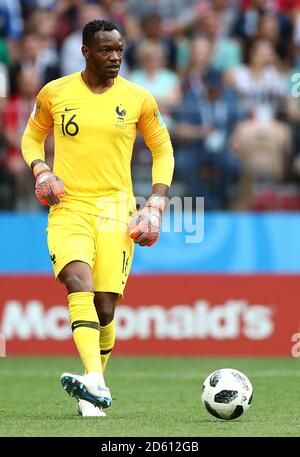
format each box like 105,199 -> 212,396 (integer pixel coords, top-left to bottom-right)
100,318 -> 115,373
68,292 -> 102,374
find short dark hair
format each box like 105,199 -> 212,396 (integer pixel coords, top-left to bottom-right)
82,20 -> 120,46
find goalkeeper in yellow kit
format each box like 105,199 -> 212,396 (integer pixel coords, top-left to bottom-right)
21,20 -> 174,417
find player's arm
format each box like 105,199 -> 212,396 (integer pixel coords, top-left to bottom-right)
21,88 -> 64,206
128,94 -> 174,247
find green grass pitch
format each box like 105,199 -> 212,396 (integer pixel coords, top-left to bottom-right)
0,356 -> 299,437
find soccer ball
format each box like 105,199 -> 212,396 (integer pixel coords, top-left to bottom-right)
201,368 -> 253,420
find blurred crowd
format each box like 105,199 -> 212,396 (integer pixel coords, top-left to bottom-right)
1,0 -> 300,210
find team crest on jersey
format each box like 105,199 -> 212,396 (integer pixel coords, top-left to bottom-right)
115,104 -> 127,128
116,105 -> 126,119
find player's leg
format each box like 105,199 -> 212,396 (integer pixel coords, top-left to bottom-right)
93,217 -> 134,375
47,208 -> 111,409
58,261 -> 111,408
76,291 -> 118,416
59,261 -> 112,409
59,261 -> 101,375
94,291 -> 118,373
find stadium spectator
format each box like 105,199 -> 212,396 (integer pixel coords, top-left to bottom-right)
128,39 -> 180,195
9,31 -> 60,95
286,87 -> 300,181
181,37 -> 215,90
60,3 -> 107,76
52,0 -> 84,45
94,0 -> 127,31
25,9 -> 58,49
0,0 -> 24,40
198,7 -> 242,71
226,38 -> 286,118
232,0 -> 292,46
175,38 -> 242,208
3,67 -> 41,210
124,12 -> 177,71
0,67 -> 14,210
128,40 -> 181,130
231,110 -> 292,208
128,0 -> 223,39
210,0 -> 238,37
176,6 -> 241,75
126,0 -> 199,27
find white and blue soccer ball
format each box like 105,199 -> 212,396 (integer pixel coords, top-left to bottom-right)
201,368 -> 253,420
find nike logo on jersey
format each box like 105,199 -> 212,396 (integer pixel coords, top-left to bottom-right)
64,107 -> 80,112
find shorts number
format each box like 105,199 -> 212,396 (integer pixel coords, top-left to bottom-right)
122,250 -> 129,277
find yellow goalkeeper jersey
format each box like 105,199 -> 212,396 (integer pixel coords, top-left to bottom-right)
23,72 -> 174,221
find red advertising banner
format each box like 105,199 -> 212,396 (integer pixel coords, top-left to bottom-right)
0,275 -> 299,356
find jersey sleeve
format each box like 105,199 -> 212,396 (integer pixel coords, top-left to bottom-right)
21,125 -> 46,167
137,91 -> 174,187
21,84 -> 53,167
27,84 -> 54,136
137,91 -> 170,149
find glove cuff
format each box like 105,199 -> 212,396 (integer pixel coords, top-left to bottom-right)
146,194 -> 165,212
33,162 -> 51,178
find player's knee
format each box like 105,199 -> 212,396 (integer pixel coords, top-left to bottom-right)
67,276 -> 93,293
94,300 -> 115,326
60,271 -> 93,293
100,313 -> 114,326
94,292 -> 118,325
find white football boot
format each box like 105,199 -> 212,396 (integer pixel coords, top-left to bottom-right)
61,372 -> 112,409
77,399 -> 106,417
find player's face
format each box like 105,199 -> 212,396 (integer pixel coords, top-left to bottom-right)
83,30 -> 124,79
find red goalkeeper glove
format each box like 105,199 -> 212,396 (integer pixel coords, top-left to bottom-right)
33,162 -> 64,206
128,194 -> 165,247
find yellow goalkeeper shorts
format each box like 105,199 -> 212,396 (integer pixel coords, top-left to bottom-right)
47,207 -> 134,295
